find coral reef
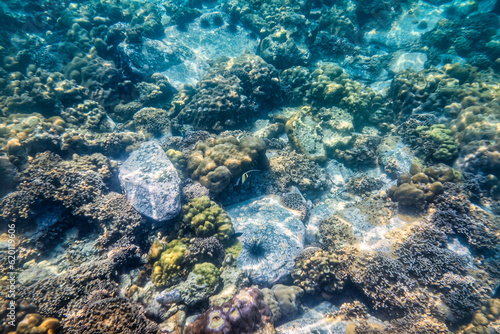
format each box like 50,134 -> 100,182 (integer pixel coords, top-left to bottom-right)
185,236 -> 226,266
13,313 -> 60,334
388,163 -> 460,210
180,196 -> 234,242
347,251 -> 424,314
459,298 -> 500,334
133,107 -> 170,137
319,215 -> 357,252
3,1 -> 500,333
173,54 -> 280,132
62,279 -> 159,334
166,149 -> 187,172
81,192 -> 148,248
269,284 -> 304,321
0,152 -> 112,227
291,248 -> 345,295
346,175 -> 384,196
437,273 -> 491,321
151,239 -> 188,287
394,223 -> 468,285
430,184 -> 500,251
186,135 -> 267,195
268,148 -> 329,192
185,287 -> 273,334
423,13 -> 499,67
280,187 -> 309,220
284,106 -> 354,162
19,246 -> 142,319
157,262 -> 221,306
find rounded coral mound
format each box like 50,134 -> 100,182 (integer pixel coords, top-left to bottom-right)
180,196 -> 234,243
187,135 -> 267,195
172,54 -> 280,132
151,239 -> 188,287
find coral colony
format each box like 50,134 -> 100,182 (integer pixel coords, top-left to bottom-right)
1,0 -> 500,333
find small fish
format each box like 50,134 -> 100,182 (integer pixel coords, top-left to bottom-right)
235,169 -> 261,186
233,232 -> 243,238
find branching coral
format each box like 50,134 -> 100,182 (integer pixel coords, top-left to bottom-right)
291,249 -> 345,295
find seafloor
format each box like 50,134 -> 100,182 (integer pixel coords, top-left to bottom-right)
1,0 -> 500,333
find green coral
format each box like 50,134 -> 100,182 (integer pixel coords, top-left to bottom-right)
307,64 -> 381,118
416,124 -> 458,162
182,196 -> 234,242
152,239 -> 187,287
192,262 -> 220,289
166,149 -> 187,171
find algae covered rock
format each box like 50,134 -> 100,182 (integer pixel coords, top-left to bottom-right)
285,106 -> 354,162
119,140 -> 181,221
271,284 -> 304,320
227,195 -> 305,287
157,262 -> 221,306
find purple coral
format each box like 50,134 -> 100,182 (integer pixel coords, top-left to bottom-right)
184,287 -> 272,334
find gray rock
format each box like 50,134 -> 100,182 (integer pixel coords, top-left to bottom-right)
275,301 -> 346,334
363,1 -> 446,49
390,52 -> 428,73
119,140 -> 181,221
227,196 -> 305,287
157,266 -> 220,306
161,12 -> 260,89
117,38 -> 190,79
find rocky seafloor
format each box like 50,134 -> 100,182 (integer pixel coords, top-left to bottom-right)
1,0 -> 500,333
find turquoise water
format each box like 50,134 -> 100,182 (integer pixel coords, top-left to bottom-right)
1,0 -> 500,333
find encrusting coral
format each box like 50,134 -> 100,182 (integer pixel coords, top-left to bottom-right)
12,313 -> 60,334
388,163 -> 461,210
